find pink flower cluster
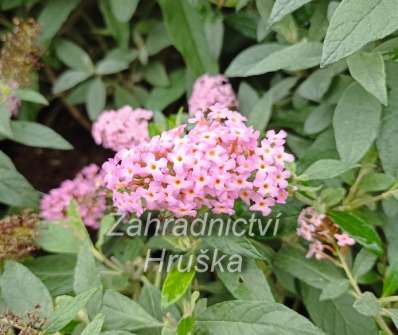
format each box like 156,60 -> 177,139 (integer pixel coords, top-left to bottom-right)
40,164 -> 106,229
188,74 -> 238,116
103,106 -> 293,218
297,207 -> 355,260
92,106 -> 153,151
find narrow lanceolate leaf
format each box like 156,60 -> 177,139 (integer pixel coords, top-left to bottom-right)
15,89 -> 49,105
55,39 -> 94,73
38,0 -> 80,44
302,284 -> 379,335
0,104 -> 13,138
86,78 -> 107,120
53,70 -> 92,94
81,314 -> 105,335
102,290 -> 162,331
159,0 -> 218,76
0,152 -> 38,207
333,83 -> 381,164
329,211 -> 383,256
196,300 -> 325,335
377,92 -> 398,177
319,279 -> 350,301
273,247 -> 343,289
10,121 -> 73,150
226,41 -> 322,77
110,0 -> 140,22
247,92 -> 272,130
161,267 -> 195,308
353,292 -> 382,317
217,259 -> 274,302
383,217 -> 398,296
321,0 -> 398,66
45,288 -> 98,333
301,159 -> 356,180
347,52 -> 387,106
1,261 -> 53,320
268,0 -> 314,26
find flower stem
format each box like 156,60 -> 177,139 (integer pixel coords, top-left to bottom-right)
336,248 -> 394,335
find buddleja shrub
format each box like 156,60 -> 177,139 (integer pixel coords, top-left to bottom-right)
1,0 -> 398,334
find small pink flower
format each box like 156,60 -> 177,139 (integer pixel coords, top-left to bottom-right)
335,233 -> 356,247
40,164 -> 106,229
189,74 -> 238,116
92,106 -> 153,151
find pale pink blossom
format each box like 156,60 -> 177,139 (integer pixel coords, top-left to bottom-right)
189,74 -> 238,116
103,105 -> 293,218
92,106 -> 153,151
40,164 -> 106,229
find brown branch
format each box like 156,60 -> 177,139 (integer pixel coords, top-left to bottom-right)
44,66 -> 91,131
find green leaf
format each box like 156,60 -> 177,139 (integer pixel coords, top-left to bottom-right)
347,52 -> 387,106
55,39 -> 94,72
86,78 -> 107,121
110,0 -> 139,22
301,159 -> 356,180
319,279 -> 350,301
74,242 -> 103,317
96,214 -> 115,250
352,248 -> 378,279
377,92 -> 398,177
237,82 -> 259,117
320,187 -> 346,207
102,290 -> 162,331
247,92 -> 272,130
273,247 -> 343,289
304,104 -> 333,135
203,236 -> 263,259
25,254 -> 76,296
387,309 -> 398,330
114,85 -> 140,108
177,316 -> 194,335
143,61 -> 170,87
204,13 -> 224,60
10,121 -> 73,150
268,0 -> 314,26
36,221 -> 82,254
161,267 -> 195,308
353,292 -> 382,317
45,288 -> 97,333
159,0 -> 218,76
333,83 -> 381,163
359,173 -> 395,192
329,211 -> 383,256
302,284 -> 378,335
217,259 -> 274,302
15,89 -> 49,105
1,261 -> 53,319
383,216 -> 398,296
38,0 -> 80,44
0,152 -> 39,207
82,314 -> 105,335
298,62 -> 346,102
0,104 -> 13,138
53,70 -> 92,94
146,69 -> 186,112
196,300 -> 324,335
96,49 -> 137,75
321,0 -> 398,66
147,22 -> 172,56
226,41 -> 322,77
99,0 -> 130,48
